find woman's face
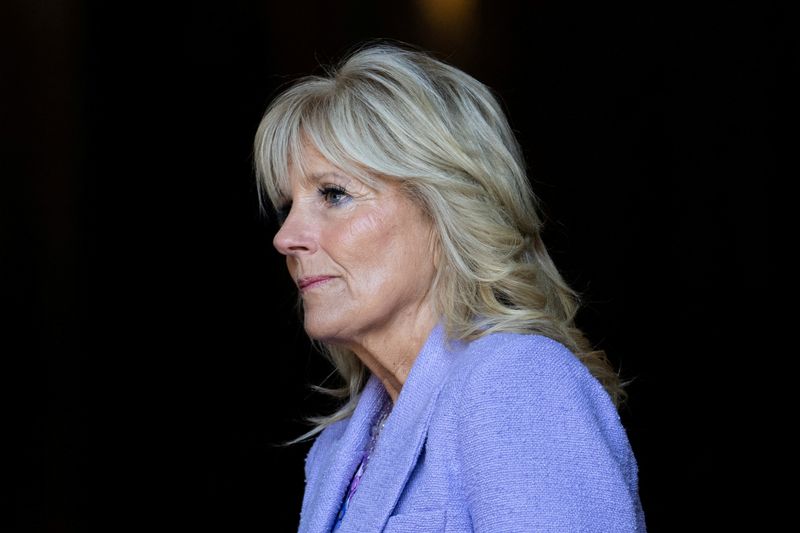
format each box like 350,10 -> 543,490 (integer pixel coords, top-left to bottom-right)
273,146 -> 438,347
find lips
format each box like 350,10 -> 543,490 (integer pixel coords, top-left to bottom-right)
297,276 -> 336,290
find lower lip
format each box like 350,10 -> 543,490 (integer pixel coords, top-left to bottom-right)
300,277 -> 335,291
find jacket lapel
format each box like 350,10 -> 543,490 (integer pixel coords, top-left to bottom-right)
301,372 -> 390,533
338,323 -> 459,532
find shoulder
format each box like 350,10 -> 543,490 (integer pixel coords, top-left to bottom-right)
446,331 -> 611,409
441,331 -> 630,458
439,332 -> 644,530
463,331 -> 583,372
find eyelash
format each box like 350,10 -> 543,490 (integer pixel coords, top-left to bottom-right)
318,184 -> 350,206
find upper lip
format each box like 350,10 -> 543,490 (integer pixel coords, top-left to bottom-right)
297,275 -> 335,290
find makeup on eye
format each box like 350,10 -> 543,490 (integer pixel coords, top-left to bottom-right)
317,184 -> 351,206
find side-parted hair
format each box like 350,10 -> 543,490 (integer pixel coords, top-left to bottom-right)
254,42 -> 625,444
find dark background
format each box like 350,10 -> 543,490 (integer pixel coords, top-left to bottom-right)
3,1 -> 779,531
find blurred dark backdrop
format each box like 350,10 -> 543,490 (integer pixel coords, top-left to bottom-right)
2,1 -> 779,531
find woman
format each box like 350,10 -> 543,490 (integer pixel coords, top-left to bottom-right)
254,43 -> 646,532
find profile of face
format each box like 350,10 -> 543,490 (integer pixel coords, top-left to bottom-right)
272,146 -> 439,349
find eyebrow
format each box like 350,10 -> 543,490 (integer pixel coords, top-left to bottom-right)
307,171 -> 351,184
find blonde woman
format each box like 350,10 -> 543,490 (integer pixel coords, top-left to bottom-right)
254,42 -> 645,533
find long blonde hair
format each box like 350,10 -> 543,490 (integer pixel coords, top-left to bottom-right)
254,42 -> 625,444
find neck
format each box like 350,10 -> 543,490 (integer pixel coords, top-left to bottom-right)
346,307 -> 438,405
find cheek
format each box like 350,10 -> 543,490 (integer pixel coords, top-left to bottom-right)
349,211 -> 385,239
326,211 -> 403,287
341,211 -> 393,257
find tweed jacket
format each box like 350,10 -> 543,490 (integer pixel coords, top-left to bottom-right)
298,323 -> 646,532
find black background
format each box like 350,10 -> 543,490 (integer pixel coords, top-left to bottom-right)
3,1 -> 779,531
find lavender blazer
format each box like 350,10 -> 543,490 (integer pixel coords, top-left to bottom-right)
298,323 -> 646,532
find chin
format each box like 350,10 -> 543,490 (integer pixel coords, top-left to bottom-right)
302,313 -> 348,344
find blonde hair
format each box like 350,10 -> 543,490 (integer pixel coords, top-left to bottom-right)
254,42 -> 625,444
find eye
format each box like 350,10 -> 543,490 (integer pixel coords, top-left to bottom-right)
318,185 -> 351,206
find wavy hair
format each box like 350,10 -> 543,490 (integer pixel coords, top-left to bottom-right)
254,42 -> 625,444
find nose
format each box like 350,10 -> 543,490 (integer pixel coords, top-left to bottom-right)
272,206 -> 318,256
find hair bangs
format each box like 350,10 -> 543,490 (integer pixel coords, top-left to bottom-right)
255,81 -> 388,217
254,89 -> 305,213
300,94 -> 388,191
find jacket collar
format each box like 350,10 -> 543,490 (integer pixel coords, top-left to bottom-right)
302,321 -> 460,533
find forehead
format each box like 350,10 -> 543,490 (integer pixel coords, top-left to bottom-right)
279,145 -> 344,193
291,145 -> 340,179
280,143 -> 385,195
